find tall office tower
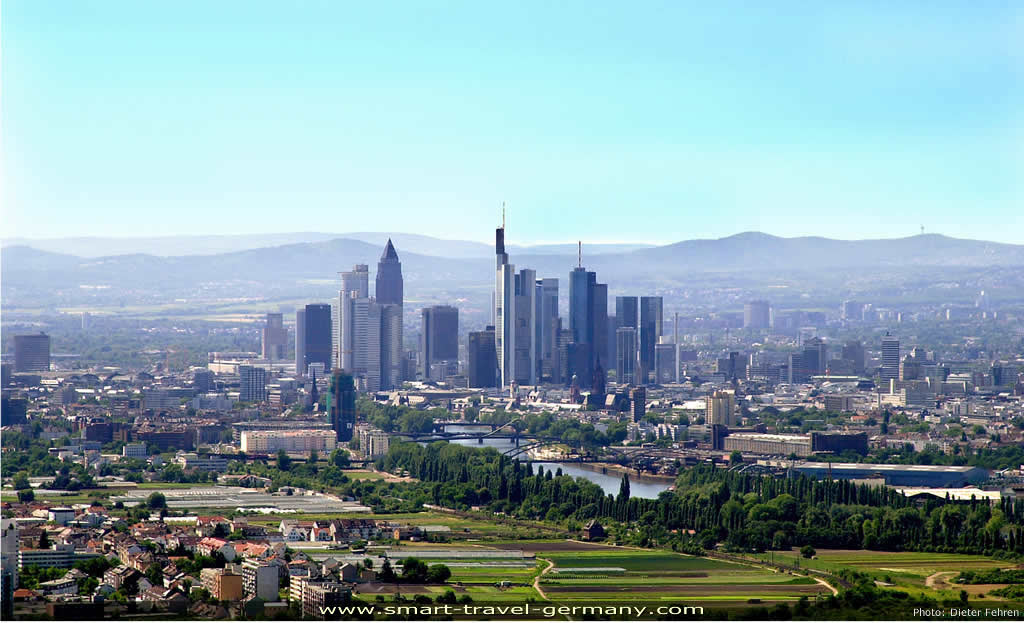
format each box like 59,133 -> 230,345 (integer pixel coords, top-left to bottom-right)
615,296 -> 639,330
261,313 -> 287,360
638,296 -> 663,383
13,333 -> 50,372
743,300 -> 771,329
615,327 -> 637,385
655,342 -> 676,384
787,352 -> 806,383
802,337 -> 827,376
338,265 -> 370,370
350,298 -> 382,392
375,239 -> 404,306
327,370 -> 356,442
840,300 -> 860,321
535,278 -> 559,382
841,340 -> 865,375
630,386 -> 646,423
468,327 -> 497,388
421,305 -> 459,380
555,325 -> 573,385
495,218 -> 516,388
568,252 -> 607,386
592,283 -> 608,370
2,518 -> 17,611
193,369 -> 214,393
239,365 -> 267,403
303,304 -> 333,375
706,390 -> 736,427
513,268 -> 537,385
674,311 -> 681,383
881,333 -> 900,382
380,304 -> 402,389
295,309 -> 306,375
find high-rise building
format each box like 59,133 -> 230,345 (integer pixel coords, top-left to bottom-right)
881,334 -> 900,382
421,305 -> 459,380
840,300 -> 861,321
328,370 -> 356,442
495,220 -> 516,389
338,265 -> 370,370
638,297 -> 663,383
13,333 -> 50,372
706,390 -> 736,427
655,342 -> 676,384
841,340 -> 865,375
375,239 -> 403,306
261,313 -> 287,360
295,309 -> 306,375
743,300 -> 771,329
568,256 -> 607,387
535,278 -> 559,383
630,386 -> 646,423
303,304 -> 332,375
802,337 -> 827,376
615,327 -> 637,385
514,269 -> 537,385
380,303 -> 402,390
350,298 -> 382,392
239,365 -> 267,403
468,327 -> 497,388
615,296 -> 639,331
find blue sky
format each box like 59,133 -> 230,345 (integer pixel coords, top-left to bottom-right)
2,1 -> 1021,244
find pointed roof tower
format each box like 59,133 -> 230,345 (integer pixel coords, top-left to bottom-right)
381,238 -> 399,261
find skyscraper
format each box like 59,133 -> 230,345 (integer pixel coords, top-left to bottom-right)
375,241 -> 404,388
261,313 -> 287,360
13,333 -> 50,373
743,300 -> 771,329
514,268 -> 537,385
304,304 -> 332,375
338,264 -> 370,370
328,369 -> 356,442
568,253 -> 607,387
535,278 -> 559,383
295,309 -> 306,375
615,296 -> 639,331
639,296 -> 663,383
350,297 -> 382,392
375,239 -> 404,306
239,365 -> 267,403
706,390 -> 736,427
842,340 -> 865,375
802,337 -> 827,376
421,305 -> 459,380
495,218 -> 516,388
468,327 -> 497,388
615,327 -> 637,385
881,333 -> 900,382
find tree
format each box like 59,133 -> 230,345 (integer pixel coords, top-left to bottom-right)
146,563 -> 164,586
729,450 -> 743,465
12,472 -> 31,491
426,564 -> 451,584
277,449 -> 292,472
379,560 -> 397,582
38,531 -> 50,549
17,489 -> 34,503
618,474 -> 630,501
147,492 -> 167,509
800,545 -> 816,559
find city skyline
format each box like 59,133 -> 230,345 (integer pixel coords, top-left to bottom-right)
3,2 -> 1021,243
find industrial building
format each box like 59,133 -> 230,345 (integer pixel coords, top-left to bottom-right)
793,462 -> 988,487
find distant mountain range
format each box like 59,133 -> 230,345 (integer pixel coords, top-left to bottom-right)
3,232 -> 1023,308
0,232 -> 654,259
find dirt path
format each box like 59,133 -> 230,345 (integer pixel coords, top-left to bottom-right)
813,576 -> 839,596
533,558 -> 555,600
925,571 -> 957,590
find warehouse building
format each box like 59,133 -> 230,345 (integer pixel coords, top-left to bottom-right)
793,462 -> 988,487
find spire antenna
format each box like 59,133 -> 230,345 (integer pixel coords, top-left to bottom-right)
502,202 -> 506,230
577,241 -> 582,268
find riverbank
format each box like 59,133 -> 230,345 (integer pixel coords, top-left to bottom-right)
582,461 -> 678,483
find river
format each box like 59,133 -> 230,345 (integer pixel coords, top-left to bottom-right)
438,424 -> 672,499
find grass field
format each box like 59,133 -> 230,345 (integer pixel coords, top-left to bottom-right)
533,545 -> 828,604
759,549 -> 1011,587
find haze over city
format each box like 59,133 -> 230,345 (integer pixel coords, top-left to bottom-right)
3,2 -> 1024,623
